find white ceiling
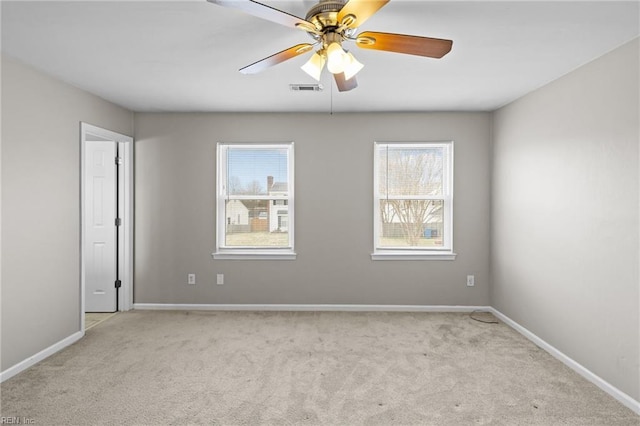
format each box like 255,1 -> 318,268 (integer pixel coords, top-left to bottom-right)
2,1 -> 638,113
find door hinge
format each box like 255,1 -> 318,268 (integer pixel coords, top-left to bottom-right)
115,156 -> 123,165
115,218 -> 122,227
115,280 -> 122,289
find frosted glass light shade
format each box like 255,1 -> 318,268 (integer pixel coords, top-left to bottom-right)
301,52 -> 326,81
326,42 -> 349,74
343,52 -> 364,80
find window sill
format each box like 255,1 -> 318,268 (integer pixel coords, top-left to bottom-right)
371,251 -> 457,261
212,251 -> 297,260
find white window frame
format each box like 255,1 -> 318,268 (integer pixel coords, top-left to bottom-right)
372,141 -> 456,260
213,142 -> 296,260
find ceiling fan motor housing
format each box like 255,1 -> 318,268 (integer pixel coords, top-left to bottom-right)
305,0 -> 357,51
306,0 -> 347,33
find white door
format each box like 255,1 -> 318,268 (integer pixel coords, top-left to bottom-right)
84,141 -> 117,312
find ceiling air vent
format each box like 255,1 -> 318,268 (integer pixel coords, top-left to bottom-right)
290,84 -> 324,92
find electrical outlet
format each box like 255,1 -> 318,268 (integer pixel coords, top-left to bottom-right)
466,275 -> 475,287
188,274 -> 196,285
217,274 -> 224,285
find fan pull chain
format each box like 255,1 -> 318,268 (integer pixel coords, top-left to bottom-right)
330,75 -> 334,115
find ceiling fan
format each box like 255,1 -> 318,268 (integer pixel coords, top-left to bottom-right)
207,0 -> 453,92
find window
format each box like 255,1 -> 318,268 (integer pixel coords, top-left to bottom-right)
214,143 -> 295,260
372,142 -> 455,260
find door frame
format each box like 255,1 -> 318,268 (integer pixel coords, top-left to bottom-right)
80,122 -> 134,330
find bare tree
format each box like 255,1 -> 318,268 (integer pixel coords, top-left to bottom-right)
228,177 -> 264,196
228,176 -> 244,194
244,180 -> 264,195
379,148 -> 443,246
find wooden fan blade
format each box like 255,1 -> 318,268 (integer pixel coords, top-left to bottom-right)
356,31 -> 453,58
207,0 -> 316,32
334,72 -> 358,92
239,44 -> 315,74
337,0 -> 389,29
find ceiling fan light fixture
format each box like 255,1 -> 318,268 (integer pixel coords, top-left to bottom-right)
326,42 -> 349,74
343,52 -> 364,80
301,52 -> 326,81
208,0 -> 454,92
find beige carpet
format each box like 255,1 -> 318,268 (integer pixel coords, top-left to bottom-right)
85,312 -> 118,330
1,311 -> 637,425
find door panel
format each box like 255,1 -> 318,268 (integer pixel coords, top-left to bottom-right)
84,141 -> 117,312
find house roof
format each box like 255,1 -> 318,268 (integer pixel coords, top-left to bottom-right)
269,182 -> 288,193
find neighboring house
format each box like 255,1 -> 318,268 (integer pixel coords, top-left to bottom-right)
267,176 -> 288,232
226,200 -> 250,233
227,200 -> 269,233
227,176 -> 288,233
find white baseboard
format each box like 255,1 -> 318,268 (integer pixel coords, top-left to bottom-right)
489,308 -> 640,415
132,303 -> 490,313
0,331 -> 84,383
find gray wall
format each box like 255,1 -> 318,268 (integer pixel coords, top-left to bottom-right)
1,55 -> 133,371
491,38 -> 639,400
134,112 -> 491,306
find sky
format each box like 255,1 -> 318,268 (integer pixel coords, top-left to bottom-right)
227,148 -> 288,193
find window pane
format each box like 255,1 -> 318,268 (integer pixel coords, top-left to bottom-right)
227,148 -> 289,196
378,200 -> 444,247
224,199 -> 289,247
378,146 -> 444,197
